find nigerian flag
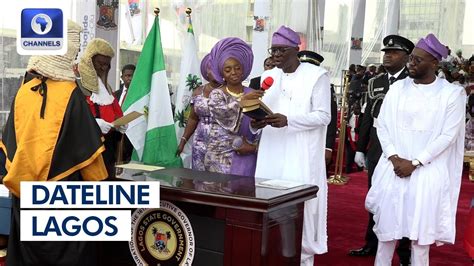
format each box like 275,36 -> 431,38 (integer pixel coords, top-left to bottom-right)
174,15 -> 202,168
122,15 -> 182,167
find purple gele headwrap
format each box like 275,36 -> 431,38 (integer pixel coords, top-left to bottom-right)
272,25 -> 301,47
415,33 -> 448,61
209,37 -> 254,85
200,53 -> 211,82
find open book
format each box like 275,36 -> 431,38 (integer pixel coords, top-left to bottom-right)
239,99 -> 273,120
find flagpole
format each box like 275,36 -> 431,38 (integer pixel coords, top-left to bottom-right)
186,8 -> 194,37
173,6 -> 202,169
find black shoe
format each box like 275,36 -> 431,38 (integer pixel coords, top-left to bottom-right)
397,238 -> 411,266
399,255 -> 411,266
348,246 -> 377,256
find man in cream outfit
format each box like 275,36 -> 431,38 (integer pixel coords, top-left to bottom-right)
366,33 -> 465,265
253,25 -> 331,265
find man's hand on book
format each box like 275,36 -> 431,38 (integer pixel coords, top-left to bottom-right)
250,119 -> 267,129
240,90 -> 264,101
265,113 -> 287,128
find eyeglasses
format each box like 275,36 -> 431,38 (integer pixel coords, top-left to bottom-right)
267,47 -> 294,55
409,55 -> 435,65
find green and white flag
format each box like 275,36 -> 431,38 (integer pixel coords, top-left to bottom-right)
122,15 -> 182,168
174,16 -> 202,168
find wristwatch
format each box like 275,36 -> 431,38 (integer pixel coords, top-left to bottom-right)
411,159 -> 422,168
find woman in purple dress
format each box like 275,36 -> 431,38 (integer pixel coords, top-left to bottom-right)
205,37 -> 264,176
177,54 -> 221,170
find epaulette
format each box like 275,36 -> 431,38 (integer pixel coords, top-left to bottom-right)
367,77 -> 376,98
375,72 -> 385,78
367,73 -> 386,99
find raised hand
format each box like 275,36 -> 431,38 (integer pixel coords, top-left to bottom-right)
240,90 -> 264,101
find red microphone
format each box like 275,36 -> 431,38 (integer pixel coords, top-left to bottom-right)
261,77 -> 274,91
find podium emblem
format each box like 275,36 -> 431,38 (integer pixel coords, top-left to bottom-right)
153,228 -> 172,253
130,201 -> 195,265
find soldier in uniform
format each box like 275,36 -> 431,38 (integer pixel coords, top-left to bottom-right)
348,35 -> 414,265
298,51 -> 338,166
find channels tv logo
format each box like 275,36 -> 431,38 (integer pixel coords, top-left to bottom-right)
18,8 -> 65,54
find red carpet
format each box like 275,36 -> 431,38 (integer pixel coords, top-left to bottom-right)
316,170 -> 474,266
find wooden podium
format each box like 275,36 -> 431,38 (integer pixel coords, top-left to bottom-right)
105,168 -> 318,266
144,168 -> 319,266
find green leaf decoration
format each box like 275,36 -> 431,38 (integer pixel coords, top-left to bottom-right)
185,74 -> 202,91
173,103 -> 192,128
174,109 -> 185,127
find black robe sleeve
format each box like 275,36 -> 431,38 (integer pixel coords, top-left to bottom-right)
48,87 -> 104,179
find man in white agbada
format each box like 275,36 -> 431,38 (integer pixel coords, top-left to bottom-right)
251,25 -> 331,266
365,33 -> 465,266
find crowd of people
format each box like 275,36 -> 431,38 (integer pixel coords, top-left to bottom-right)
0,17 -> 471,265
